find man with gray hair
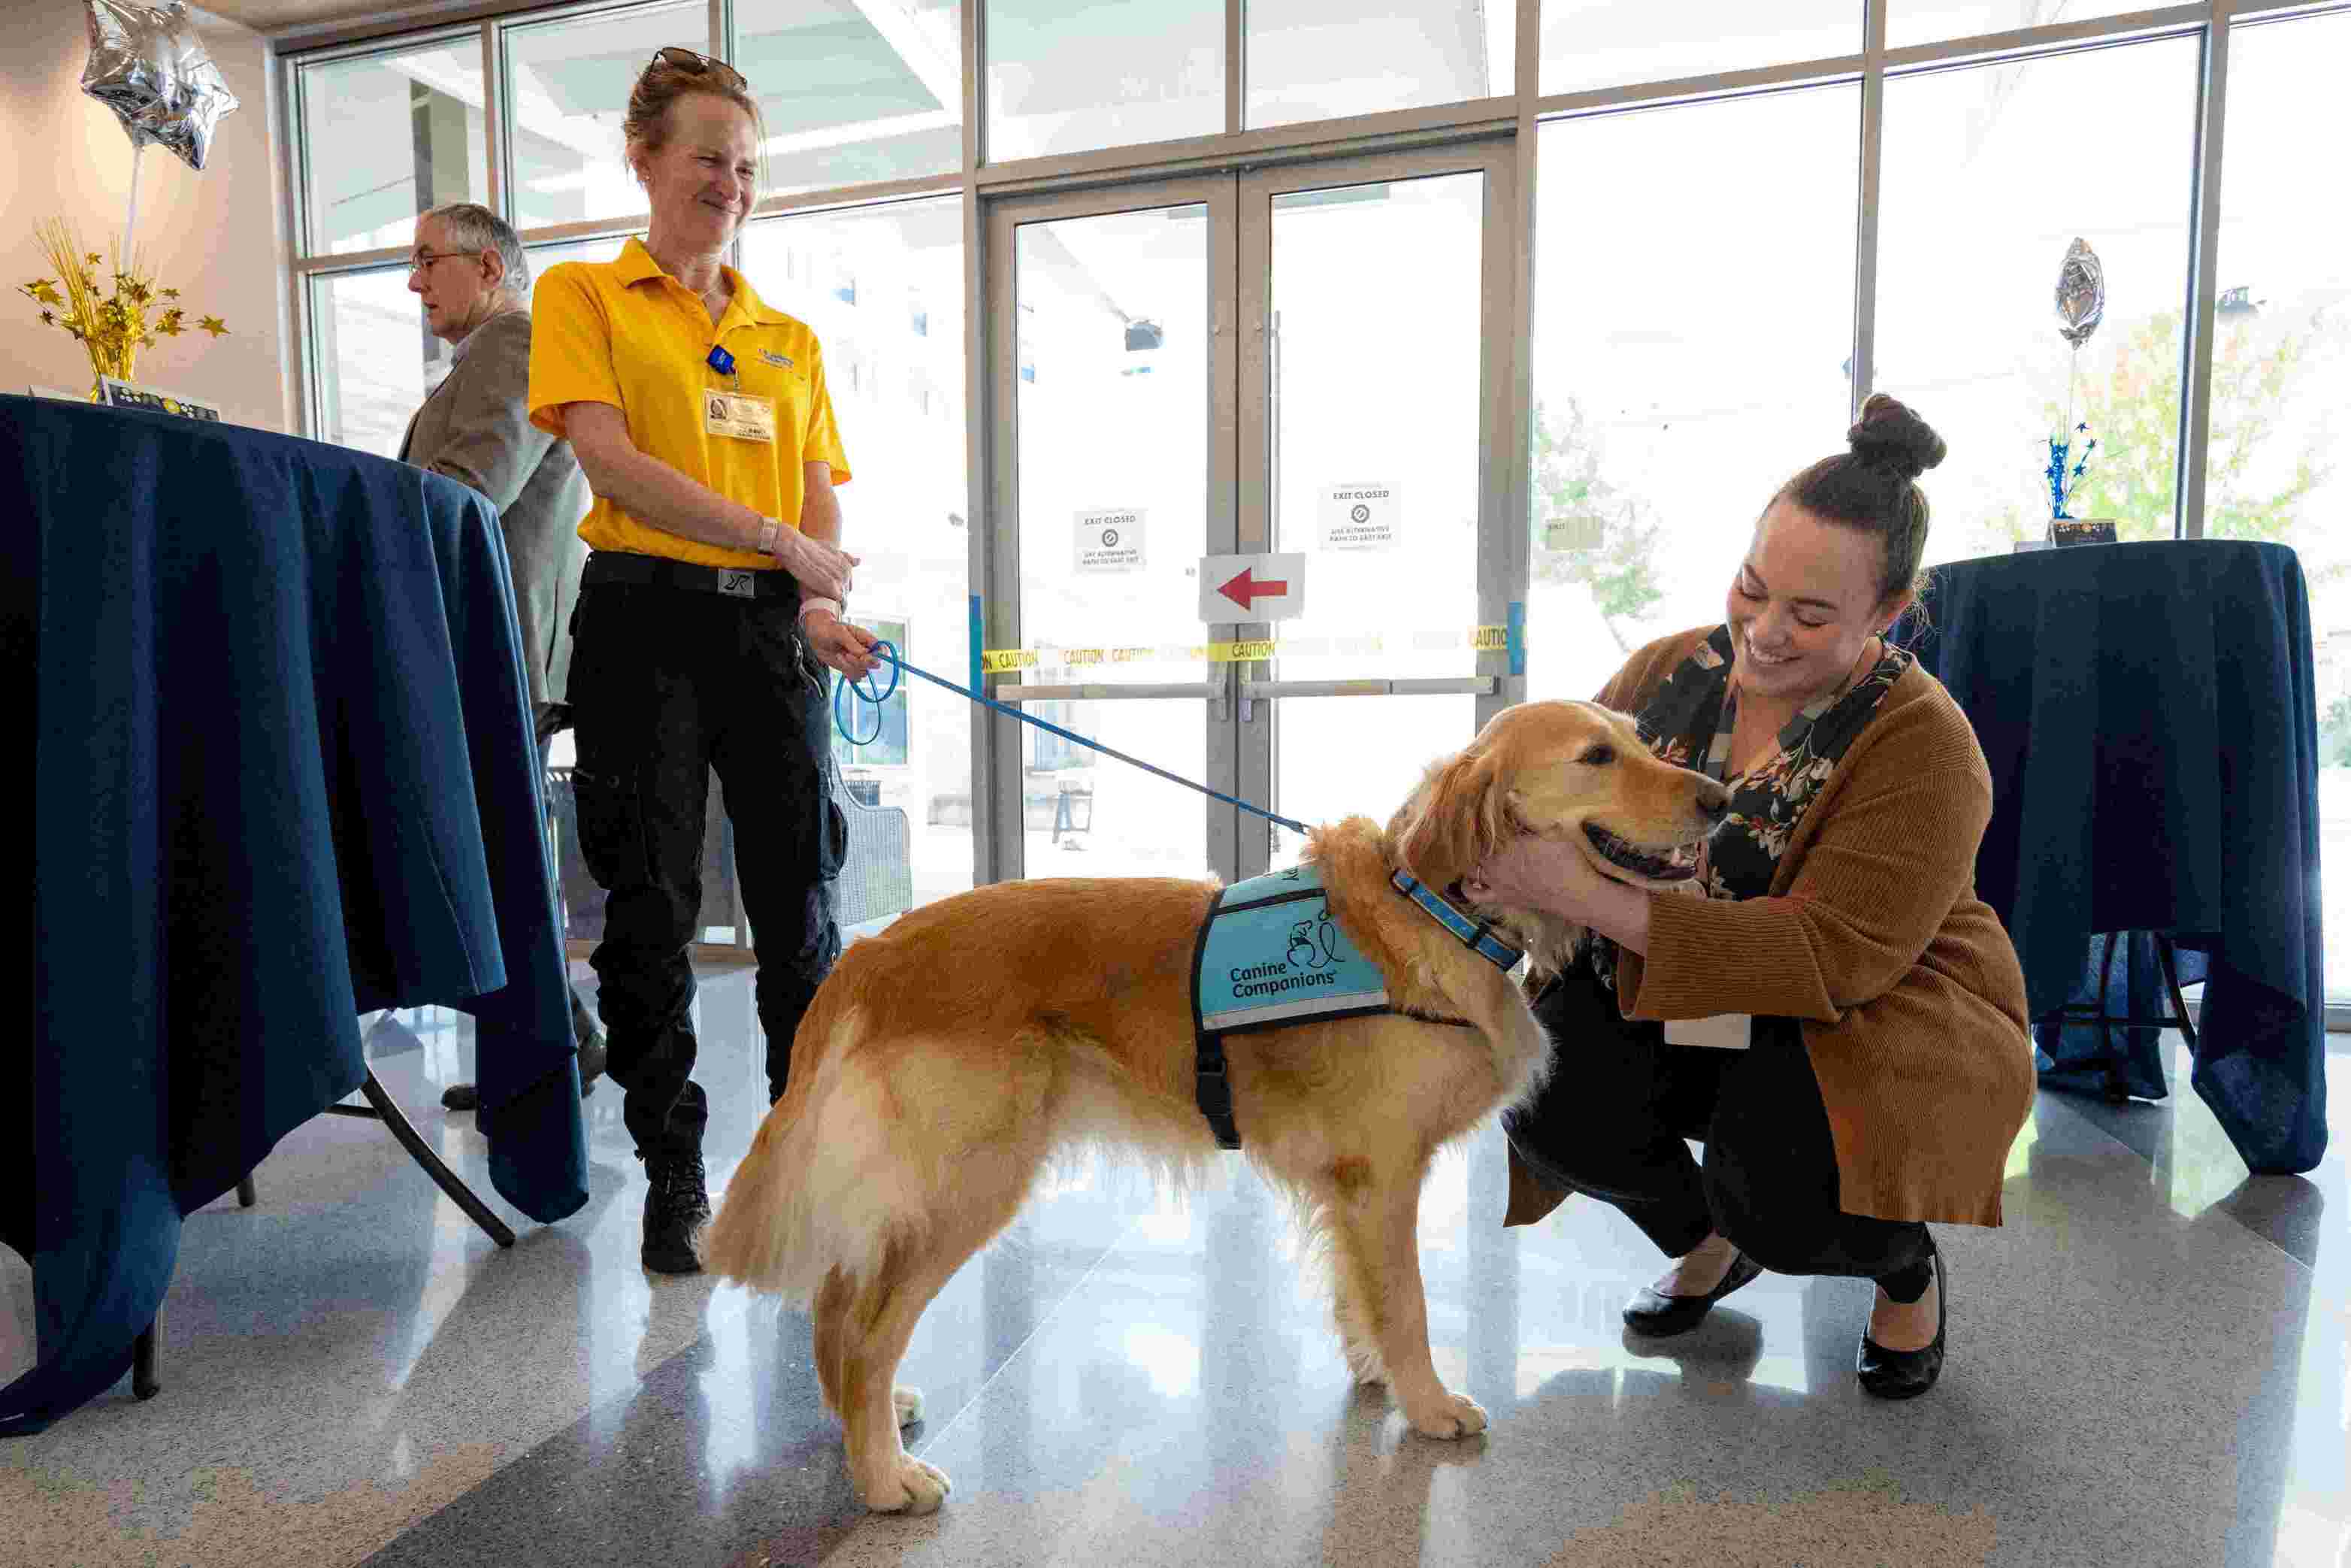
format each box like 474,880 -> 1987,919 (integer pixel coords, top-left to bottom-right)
398,201 -> 605,1104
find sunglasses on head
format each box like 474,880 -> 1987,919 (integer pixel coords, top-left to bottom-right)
650,46 -> 748,92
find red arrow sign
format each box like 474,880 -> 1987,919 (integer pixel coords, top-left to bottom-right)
1218,566 -> 1289,610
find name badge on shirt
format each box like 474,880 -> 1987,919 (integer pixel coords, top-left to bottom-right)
1663,1013 -> 1753,1049
703,389 -> 776,443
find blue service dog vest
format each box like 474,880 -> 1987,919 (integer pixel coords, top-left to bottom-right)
1189,865 -> 1396,1149
1187,865 -> 1526,1149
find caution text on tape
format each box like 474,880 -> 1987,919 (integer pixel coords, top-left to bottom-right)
982,625 -> 1510,674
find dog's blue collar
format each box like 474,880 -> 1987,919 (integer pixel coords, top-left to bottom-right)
1390,870 -> 1525,972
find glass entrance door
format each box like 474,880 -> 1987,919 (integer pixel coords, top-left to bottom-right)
1236,153 -> 1511,877
985,144 -> 1517,884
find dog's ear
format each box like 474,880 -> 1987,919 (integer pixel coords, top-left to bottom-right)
1393,746 -> 1511,888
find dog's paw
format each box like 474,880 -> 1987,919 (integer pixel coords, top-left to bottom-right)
861,1455 -> 952,1515
1405,1391 -> 1488,1439
893,1385 -> 924,1426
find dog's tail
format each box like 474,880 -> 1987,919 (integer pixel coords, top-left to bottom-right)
703,959 -> 1061,1308
702,976 -> 891,1304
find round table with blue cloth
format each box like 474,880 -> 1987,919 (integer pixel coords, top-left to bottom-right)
1,394 -> 590,1436
1907,538 -> 2326,1175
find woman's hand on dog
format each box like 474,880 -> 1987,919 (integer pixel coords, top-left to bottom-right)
1463,834 -> 1611,922
1465,834 -> 1652,954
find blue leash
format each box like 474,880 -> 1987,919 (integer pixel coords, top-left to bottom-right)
833,640 -> 1311,836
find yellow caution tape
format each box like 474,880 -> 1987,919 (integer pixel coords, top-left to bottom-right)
980,625 -> 1511,675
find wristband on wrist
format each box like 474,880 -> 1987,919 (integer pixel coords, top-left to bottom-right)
798,596 -> 843,624
756,519 -> 782,557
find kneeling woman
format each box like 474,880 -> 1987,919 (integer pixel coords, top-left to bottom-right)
1468,394 -> 2035,1400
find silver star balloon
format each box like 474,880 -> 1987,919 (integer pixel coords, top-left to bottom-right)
2055,237 -> 2104,348
80,0 -> 241,172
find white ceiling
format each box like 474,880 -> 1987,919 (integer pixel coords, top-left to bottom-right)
205,0 -> 524,42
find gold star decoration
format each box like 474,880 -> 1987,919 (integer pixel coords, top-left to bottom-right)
24,219 -> 230,379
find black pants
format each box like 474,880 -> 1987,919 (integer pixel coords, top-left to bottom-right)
566,571 -> 846,1161
1505,960 -> 1934,1297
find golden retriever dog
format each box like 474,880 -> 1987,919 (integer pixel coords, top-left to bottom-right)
703,699 -> 1728,1513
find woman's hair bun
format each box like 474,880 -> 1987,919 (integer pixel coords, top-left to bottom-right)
1846,392 -> 1947,481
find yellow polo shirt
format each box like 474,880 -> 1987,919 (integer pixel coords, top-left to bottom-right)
527,235 -> 851,571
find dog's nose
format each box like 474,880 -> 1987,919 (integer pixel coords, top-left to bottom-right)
1697,782 -> 1731,822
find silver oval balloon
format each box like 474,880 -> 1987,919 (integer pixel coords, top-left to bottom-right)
2056,237 -> 2104,348
80,0 -> 241,173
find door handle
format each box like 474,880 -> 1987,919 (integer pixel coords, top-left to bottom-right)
1235,674 -> 1493,722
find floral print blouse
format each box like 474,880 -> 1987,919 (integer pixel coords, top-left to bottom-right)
1590,623 -> 1911,992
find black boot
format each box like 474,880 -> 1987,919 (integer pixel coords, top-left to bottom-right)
640,1149 -> 711,1275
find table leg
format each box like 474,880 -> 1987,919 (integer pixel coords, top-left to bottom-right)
132,1309 -> 160,1400
2155,936 -> 2199,1052
326,1071 -> 516,1247
2095,932 -> 2131,1104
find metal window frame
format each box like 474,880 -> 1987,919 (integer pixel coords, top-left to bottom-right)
276,0 -> 2351,954
2178,1 -> 2238,538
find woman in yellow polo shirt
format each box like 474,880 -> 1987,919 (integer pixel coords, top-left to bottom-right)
527,47 -> 882,1275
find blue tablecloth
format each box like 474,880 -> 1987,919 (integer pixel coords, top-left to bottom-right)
1908,539 -> 2327,1174
1,395 -> 589,1436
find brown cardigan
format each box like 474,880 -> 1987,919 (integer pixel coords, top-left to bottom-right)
1508,626 -> 2037,1228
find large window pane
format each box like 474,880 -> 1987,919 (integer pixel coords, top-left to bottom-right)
1890,0 -> 2150,52
1528,88 -> 1860,703
1247,0 -> 1511,129
523,238 -> 627,287
502,0 -> 706,234
734,0 -> 963,195
739,197 -> 973,919
298,38 -> 486,256
2217,12 -> 2351,998
985,0 -> 1221,164
310,268 -> 434,458
1877,40 -> 2198,565
310,239 -> 625,462
1539,1 -> 1856,98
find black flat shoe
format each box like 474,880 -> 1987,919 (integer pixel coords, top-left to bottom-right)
1623,1248 -> 1764,1336
1857,1249 -> 1945,1400
437,1031 -> 605,1114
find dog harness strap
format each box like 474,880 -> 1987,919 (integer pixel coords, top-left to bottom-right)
1189,884 -> 1245,1149
1194,1034 -> 1242,1151
1389,871 -> 1525,973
